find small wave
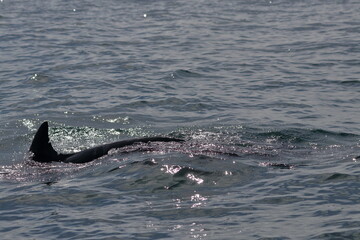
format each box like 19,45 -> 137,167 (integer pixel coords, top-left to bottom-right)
170,69 -> 203,79
25,73 -> 51,84
310,129 -> 358,138
254,128 -> 358,146
259,162 -> 299,169
340,80 -> 360,86
312,230 -> 360,239
324,173 -> 358,182
123,97 -> 220,112
0,161 -> 89,183
256,129 -> 307,144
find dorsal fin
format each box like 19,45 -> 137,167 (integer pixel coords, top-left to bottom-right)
29,121 -> 59,162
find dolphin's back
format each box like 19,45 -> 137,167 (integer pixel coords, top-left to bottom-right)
29,122 -> 183,164
63,137 -> 183,164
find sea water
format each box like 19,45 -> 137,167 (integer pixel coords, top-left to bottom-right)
0,0 -> 359,239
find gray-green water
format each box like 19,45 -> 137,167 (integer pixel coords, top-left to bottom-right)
1,0 -> 359,239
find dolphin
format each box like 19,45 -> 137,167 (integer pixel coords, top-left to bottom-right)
29,121 -> 183,164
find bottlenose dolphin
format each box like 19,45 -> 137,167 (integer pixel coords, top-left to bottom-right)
29,122 -> 183,164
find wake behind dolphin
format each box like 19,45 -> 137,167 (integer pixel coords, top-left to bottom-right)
29,122 -> 183,164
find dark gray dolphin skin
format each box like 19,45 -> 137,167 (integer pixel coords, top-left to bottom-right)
29,121 -> 183,164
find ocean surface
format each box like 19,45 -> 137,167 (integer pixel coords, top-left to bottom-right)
1,0 -> 360,239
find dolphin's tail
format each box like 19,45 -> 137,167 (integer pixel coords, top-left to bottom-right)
29,121 -> 59,163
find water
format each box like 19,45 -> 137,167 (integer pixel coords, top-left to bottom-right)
1,0 -> 360,239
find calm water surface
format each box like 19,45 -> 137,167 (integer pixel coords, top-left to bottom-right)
0,0 -> 360,239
